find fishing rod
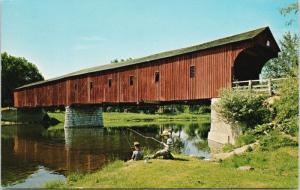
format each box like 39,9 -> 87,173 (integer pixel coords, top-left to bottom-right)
127,128 -> 162,144
122,128 -> 133,149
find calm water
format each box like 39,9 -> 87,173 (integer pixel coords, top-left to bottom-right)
2,122 -> 215,188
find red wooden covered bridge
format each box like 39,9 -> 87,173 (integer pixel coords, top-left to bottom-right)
13,26 -> 279,129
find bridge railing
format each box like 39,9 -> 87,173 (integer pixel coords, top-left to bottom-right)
232,78 -> 286,95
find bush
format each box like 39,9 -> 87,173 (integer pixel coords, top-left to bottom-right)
213,89 -> 271,131
273,77 -> 298,136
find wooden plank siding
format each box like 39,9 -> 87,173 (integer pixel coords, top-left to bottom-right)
14,26 -> 281,109
13,43 -> 250,108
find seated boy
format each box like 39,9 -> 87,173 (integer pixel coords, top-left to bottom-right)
131,141 -> 144,161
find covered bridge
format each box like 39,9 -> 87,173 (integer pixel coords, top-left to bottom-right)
13,26 -> 279,129
14,26 -> 279,108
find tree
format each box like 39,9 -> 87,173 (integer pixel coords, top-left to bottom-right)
261,1 -> 298,79
280,2 -> 298,26
261,32 -> 298,78
1,52 -> 44,107
110,57 -> 133,64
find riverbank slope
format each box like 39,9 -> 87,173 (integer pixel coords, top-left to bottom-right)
45,146 -> 297,188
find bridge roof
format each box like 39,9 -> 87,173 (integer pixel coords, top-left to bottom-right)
16,26 -> 273,90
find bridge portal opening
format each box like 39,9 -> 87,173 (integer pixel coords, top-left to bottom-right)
233,46 -> 278,81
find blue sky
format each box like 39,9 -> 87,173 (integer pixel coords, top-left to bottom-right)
2,0 -> 298,79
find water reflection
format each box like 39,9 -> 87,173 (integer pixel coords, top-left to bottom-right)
2,121 -> 211,187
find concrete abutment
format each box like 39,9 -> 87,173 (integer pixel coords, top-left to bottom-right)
208,98 -> 241,144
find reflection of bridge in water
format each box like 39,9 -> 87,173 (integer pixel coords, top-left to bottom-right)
11,127 -> 161,174
3,123 -> 222,186
13,135 -> 108,173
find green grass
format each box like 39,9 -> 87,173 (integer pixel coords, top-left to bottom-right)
45,147 -> 298,188
46,112 -> 210,130
47,112 -> 65,123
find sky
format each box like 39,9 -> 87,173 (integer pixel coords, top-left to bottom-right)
2,0 -> 298,79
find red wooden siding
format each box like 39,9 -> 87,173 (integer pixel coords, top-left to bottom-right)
13,35 -> 278,108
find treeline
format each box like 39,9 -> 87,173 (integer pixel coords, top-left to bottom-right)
102,103 -> 211,114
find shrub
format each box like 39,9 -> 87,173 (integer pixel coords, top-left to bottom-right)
213,89 -> 271,131
273,77 -> 298,136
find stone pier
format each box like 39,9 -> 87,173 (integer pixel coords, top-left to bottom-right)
208,98 -> 241,144
64,106 -> 103,128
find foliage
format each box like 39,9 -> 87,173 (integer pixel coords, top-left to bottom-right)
280,1 -> 298,26
110,58 -> 133,63
261,32 -> 298,79
196,105 -> 211,114
1,52 -> 44,106
280,2 -> 298,16
104,104 -> 211,115
235,133 -> 256,146
213,89 -> 271,130
259,131 -> 298,151
273,77 -> 298,135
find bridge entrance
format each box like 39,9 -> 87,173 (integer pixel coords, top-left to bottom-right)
233,45 -> 278,81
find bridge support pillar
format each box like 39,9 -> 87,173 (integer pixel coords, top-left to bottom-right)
64,106 -> 103,128
208,98 -> 241,144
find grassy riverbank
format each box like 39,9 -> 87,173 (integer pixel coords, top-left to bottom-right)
45,146 -> 298,188
47,112 -> 210,130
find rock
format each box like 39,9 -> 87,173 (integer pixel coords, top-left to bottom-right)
211,141 -> 259,161
237,165 -> 254,171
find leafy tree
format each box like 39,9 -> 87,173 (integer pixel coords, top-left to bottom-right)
110,57 -> 133,63
280,1 -> 298,26
261,32 -> 299,78
261,1 -> 298,79
1,52 -> 44,107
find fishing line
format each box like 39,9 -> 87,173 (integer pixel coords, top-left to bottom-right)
122,128 -> 132,149
127,128 -> 162,144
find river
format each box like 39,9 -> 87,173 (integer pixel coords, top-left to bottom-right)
1,121 -> 219,188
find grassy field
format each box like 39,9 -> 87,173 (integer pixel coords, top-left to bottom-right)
45,147 -> 298,188
47,112 -> 210,130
